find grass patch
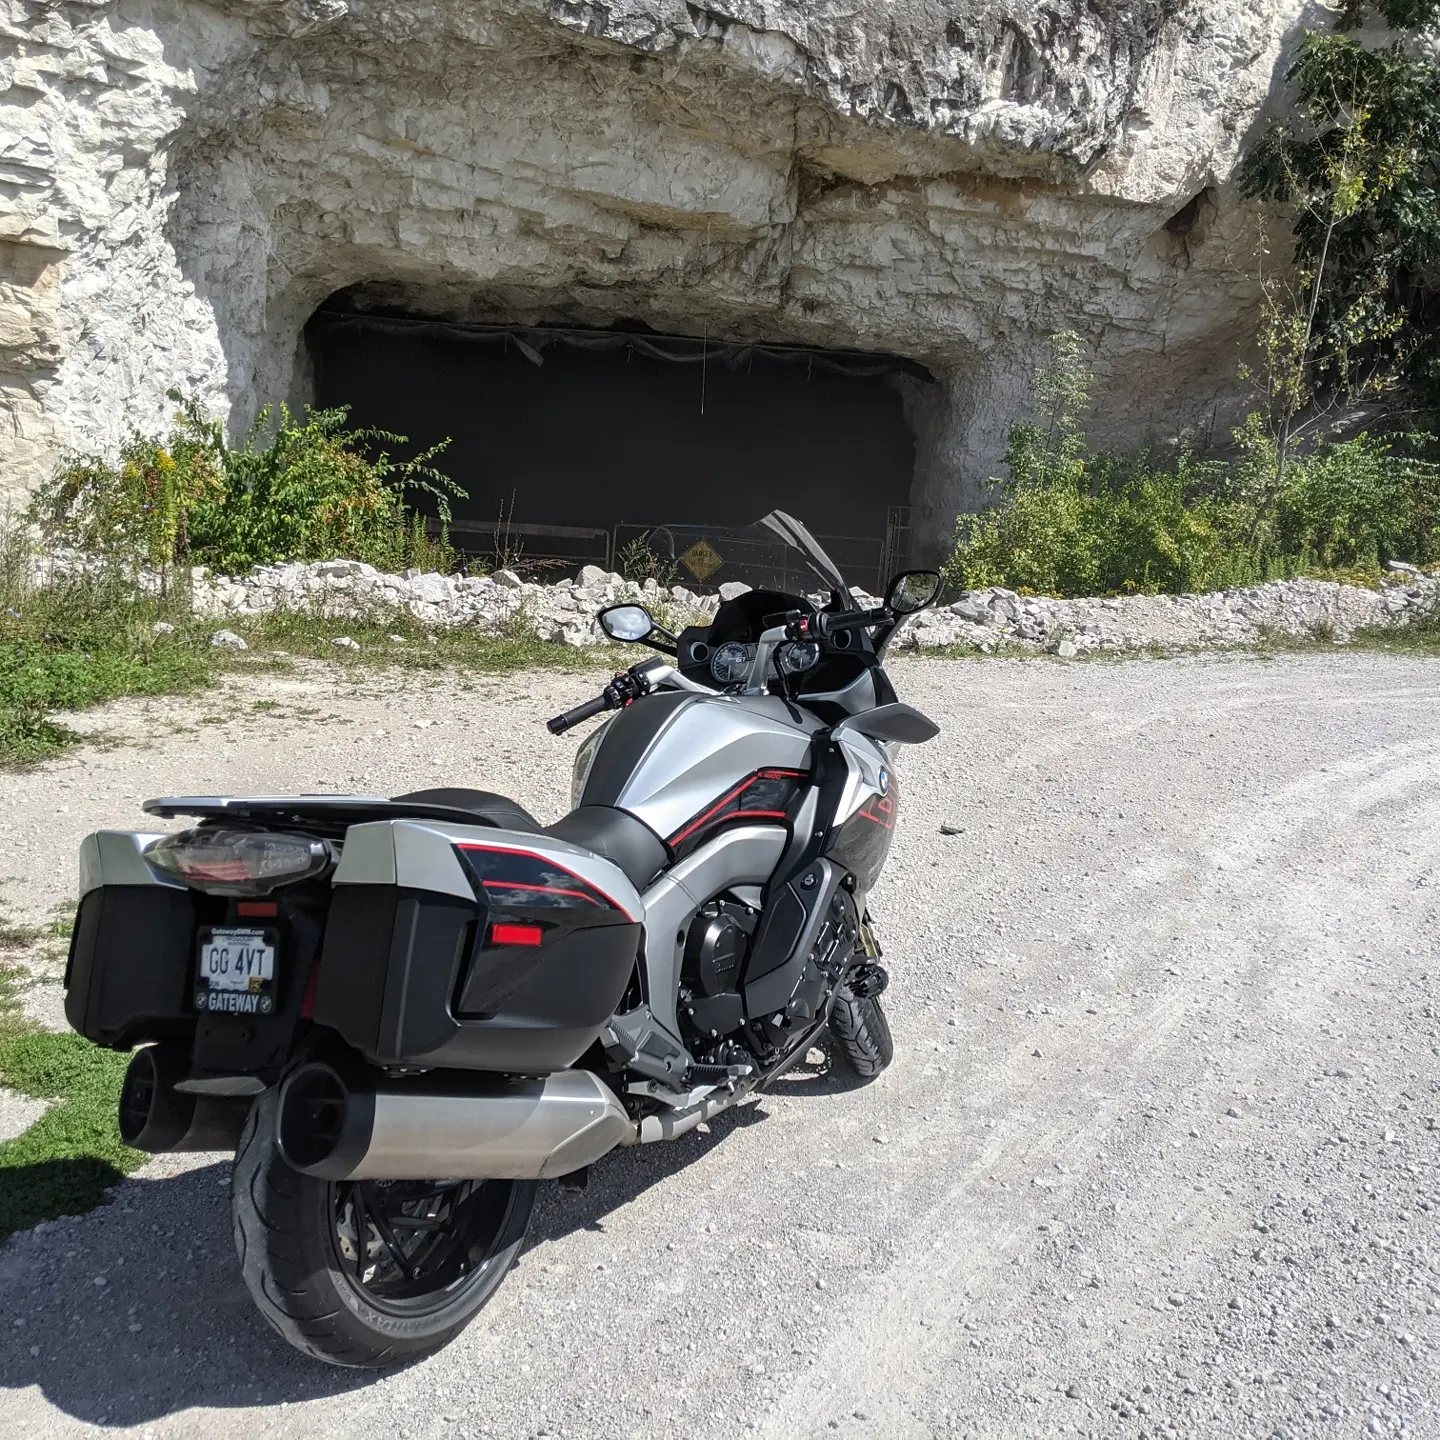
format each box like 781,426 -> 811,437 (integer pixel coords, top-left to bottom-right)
0,908 -> 72,953
0,556 -> 217,767
1253,610 -> 1440,658
911,639 -> 1207,664
0,552 -> 606,768
1351,614 -> 1440,655
0,963 -> 144,1239
228,605 -> 601,676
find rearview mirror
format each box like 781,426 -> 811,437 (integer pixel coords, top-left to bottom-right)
598,604 -> 655,642
885,570 -> 942,614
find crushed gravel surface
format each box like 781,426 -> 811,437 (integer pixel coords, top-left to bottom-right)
0,1090 -> 48,1143
0,653 -> 1436,1438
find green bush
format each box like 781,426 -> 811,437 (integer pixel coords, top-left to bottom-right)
0,520 -> 214,765
32,392 -> 463,581
945,335 -> 1440,598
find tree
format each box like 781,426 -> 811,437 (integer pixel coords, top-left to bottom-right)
1240,0 -> 1440,458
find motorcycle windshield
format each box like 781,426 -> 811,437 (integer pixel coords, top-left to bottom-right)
630,510 -> 858,603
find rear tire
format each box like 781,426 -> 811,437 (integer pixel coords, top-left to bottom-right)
232,1089 -> 534,1368
829,986 -> 895,1079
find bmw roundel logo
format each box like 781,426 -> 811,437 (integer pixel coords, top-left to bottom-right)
878,766 -> 890,795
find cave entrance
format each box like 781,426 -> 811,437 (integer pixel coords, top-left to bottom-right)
306,300 -> 926,591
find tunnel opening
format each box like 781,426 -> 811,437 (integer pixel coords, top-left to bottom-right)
306,294 -> 930,592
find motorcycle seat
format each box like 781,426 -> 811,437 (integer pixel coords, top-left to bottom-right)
391,787 -> 542,833
544,805 -> 669,891
392,789 -> 668,891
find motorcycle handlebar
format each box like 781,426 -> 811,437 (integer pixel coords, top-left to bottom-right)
546,693 -> 611,735
812,606 -> 885,639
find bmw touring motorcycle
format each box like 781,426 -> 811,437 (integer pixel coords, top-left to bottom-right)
62,512 -> 942,1367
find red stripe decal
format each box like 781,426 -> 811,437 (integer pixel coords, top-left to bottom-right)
481,880 -> 602,906
668,769 -> 804,846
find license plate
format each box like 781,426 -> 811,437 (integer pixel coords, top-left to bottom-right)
195,928 -> 278,1016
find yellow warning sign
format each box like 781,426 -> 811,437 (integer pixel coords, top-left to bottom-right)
680,539 -> 723,582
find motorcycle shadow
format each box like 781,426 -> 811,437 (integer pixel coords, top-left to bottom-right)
527,1036 -> 865,1247
0,1156 -> 370,1426
0,1045 -> 862,1426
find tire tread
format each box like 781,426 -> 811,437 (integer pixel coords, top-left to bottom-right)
231,1089 -> 532,1368
829,987 -> 895,1079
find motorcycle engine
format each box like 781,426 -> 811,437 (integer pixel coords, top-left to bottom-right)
747,888 -> 860,1058
679,887 -> 863,1066
679,900 -> 757,1043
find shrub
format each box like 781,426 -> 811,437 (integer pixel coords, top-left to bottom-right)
32,392 -> 463,582
30,423 -> 224,587
944,334 -> 1440,598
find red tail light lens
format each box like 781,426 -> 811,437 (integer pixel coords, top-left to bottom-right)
488,922 -> 545,948
143,828 -> 331,896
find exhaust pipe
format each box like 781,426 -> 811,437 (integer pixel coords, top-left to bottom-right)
118,1044 -> 251,1153
625,1079 -> 758,1144
276,1062 -> 633,1181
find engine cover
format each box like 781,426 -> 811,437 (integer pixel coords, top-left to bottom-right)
684,904 -> 752,996
680,901 -> 759,1041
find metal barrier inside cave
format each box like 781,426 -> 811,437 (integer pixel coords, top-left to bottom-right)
307,302 -> 926,589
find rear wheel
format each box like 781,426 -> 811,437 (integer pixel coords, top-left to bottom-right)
232,1089 -> 535,1368
829,985 -> 894,1079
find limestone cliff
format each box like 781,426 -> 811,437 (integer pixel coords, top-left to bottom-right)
0,0 -> 1307,547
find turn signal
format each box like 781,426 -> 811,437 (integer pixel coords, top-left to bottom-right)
143,828 -> 331,896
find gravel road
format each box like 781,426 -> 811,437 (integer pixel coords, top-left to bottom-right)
0,653 -> 1436,1439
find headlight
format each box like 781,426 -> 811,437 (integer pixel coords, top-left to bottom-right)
570,717 -> 611,808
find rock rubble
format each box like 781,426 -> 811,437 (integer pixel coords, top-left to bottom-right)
189,558 -> 716,648
901,571 -> 1440,654
167,556 -> 1440,654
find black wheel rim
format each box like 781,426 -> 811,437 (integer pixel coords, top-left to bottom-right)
328,1177 -> 516,1317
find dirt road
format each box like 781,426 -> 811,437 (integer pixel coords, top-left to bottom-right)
0,653 -> 1436,1438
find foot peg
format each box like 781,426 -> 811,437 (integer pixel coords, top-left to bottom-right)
847,962 -> 889,999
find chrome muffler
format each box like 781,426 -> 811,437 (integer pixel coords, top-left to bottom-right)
276,1062 -> 633,1181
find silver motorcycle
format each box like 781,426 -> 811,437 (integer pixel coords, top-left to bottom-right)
62,511 -> 942,1366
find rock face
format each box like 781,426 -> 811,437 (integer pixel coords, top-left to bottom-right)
1,0 -> 1307,551
900,576 -> 1440,652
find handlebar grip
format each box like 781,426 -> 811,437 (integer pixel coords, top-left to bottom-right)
813,608 -> 873,638
546,694 -> 611,735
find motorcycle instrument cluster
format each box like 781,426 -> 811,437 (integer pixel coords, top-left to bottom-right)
709,641 -> 752,684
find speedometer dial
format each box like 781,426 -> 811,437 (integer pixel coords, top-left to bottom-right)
710,642 -> 752,685
778,641 -> 821,675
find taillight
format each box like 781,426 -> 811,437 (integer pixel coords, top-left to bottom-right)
488,922 -> 545,948
454,844 -> 632,917
143,828 -> 331,896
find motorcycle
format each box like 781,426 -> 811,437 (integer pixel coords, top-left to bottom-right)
62,511 -> 942,1367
